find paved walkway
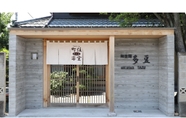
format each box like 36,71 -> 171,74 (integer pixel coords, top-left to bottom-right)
3,107 -> 185,117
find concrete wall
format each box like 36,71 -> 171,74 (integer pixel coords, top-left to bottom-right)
158,35 -> 174,116
25,39 -> 43,109
9,35 -> 26,116
8,34 -> 175,116
0,53 -> 6,116
178,53 -> 186,116
9,35 -> 43,116
114,39 -> 159,109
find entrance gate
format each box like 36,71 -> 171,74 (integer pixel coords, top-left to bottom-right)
50,65 -> 106,105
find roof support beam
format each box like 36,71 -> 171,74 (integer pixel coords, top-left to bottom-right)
9,29 -> 174,37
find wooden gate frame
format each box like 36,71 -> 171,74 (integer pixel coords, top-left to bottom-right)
43,38 -> 113,108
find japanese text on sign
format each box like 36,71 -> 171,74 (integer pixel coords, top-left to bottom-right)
71,46 -> 82,61
120,54 -> 150,70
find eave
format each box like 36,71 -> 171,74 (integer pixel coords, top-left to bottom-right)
9,27 -> 175,39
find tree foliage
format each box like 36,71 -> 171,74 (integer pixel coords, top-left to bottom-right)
107,13 -> 186,52
154,13 -> 186,52
0,12 -> 13,82
0,12 -> 13,49
108,13 -> 157,27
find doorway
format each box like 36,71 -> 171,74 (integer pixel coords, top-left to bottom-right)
50,65 -> 106,106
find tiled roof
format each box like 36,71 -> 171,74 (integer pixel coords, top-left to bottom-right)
48,19 -> 119,28
11,14 -> 164,28
131,19 -> 164,27
12,16 -> 51,28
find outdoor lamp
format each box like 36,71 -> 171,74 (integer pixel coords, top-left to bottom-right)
31,52 -> 38,60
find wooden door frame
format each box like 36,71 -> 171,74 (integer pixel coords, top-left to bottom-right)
43,38 -> 111,107
43,39 -> 50,107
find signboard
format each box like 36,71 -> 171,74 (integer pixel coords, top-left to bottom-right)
120,54 -> 150,70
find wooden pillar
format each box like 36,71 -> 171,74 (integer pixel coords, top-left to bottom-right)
107,36 -> 117,116
76,65 -> 79,104
106,40 -> 110,106
47,65 -> 51,106
106,64 -> 109,106
43,39 -> 48,107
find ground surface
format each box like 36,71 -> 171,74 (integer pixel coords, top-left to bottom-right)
8,108 -> 173,117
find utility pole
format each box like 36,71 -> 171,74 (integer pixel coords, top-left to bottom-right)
15,12 -> 18,21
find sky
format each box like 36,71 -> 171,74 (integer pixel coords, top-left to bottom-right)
11,12 -> 51,22
4,0 -> 186,22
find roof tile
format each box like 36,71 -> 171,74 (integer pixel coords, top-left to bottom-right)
12,16 -> 164,28
15,16 -> 51,28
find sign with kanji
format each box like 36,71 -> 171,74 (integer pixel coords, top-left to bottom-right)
71,45 -> 83,64
120,54 -> 150,70
47,41 -> 108,65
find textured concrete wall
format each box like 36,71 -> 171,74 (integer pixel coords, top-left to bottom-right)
158,35 -> 174,116
9,35 -> 26,116
178,53 -> 186,116
25,39 -> 43,108
9,36 -> 44,116
114,39 -> 159,109
0,53 -> 6,116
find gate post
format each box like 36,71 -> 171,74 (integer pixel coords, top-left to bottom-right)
0,53 -> 6,116
178,53 -> 186,117
107,36 -> 117,116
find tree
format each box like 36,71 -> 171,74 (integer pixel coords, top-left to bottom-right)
0,12 -> 13,82
0,12 -> 13,49
154,13 -> 185,52
107,13 -> 186,52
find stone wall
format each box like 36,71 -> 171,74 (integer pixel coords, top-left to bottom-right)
178,53 -> 186,116
0,53 -> 6,116
158,35 -> 174,116
25,39 -> 43,108
114,39 -> 159,109
9,35 -> 26,116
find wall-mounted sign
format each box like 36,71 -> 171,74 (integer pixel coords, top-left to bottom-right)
120,54 -> 150,70
120,54 -> 132,58
121,66 -> 134,69
121,66 -> 146,69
